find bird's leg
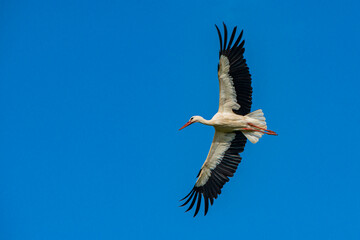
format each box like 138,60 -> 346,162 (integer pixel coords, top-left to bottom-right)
247,123 -> 278,136
247,123 -> 267,131
241,128 -> 265,133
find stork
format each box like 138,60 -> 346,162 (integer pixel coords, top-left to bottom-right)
179,23 -> 277,217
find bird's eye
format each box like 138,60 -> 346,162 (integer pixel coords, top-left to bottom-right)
190,117 -> 193,121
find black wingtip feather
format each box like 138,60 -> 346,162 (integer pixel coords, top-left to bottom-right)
204,196 -> 209,216
227,26 -> 237,51
180,189 -> 194,201
232,29 -> 244,50
185,192 -> 198,212
209,197 -> 214,206
193,192 -> 202,217
223,22 -> 228,52
180,190 -> 196,207
215,24 -> 222,53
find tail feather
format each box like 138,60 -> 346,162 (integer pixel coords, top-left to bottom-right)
242,109 -> 267,144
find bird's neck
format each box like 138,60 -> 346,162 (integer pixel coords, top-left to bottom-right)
197,116 -> 213,126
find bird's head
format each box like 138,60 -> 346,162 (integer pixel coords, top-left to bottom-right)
179,116 -> 202,130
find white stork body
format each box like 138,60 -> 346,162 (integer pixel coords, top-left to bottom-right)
179,23 -> 277,217
198,111 -> 262,132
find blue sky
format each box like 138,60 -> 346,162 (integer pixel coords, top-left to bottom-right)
1,0 -> 360,239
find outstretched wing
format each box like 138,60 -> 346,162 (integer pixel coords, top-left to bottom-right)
216,23 -> 253,115
180,131 -> 247,217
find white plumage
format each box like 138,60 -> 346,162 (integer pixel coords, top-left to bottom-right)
179,23 -> 277,217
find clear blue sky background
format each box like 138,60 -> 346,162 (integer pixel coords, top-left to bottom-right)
1,0 -> 360,239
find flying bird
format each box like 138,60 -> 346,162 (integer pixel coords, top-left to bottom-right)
179,23 -> 278,217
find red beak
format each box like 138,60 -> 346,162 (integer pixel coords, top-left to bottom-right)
179,121 -> 193,131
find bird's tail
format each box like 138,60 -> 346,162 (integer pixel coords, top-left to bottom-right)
242,109 -> 267,144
